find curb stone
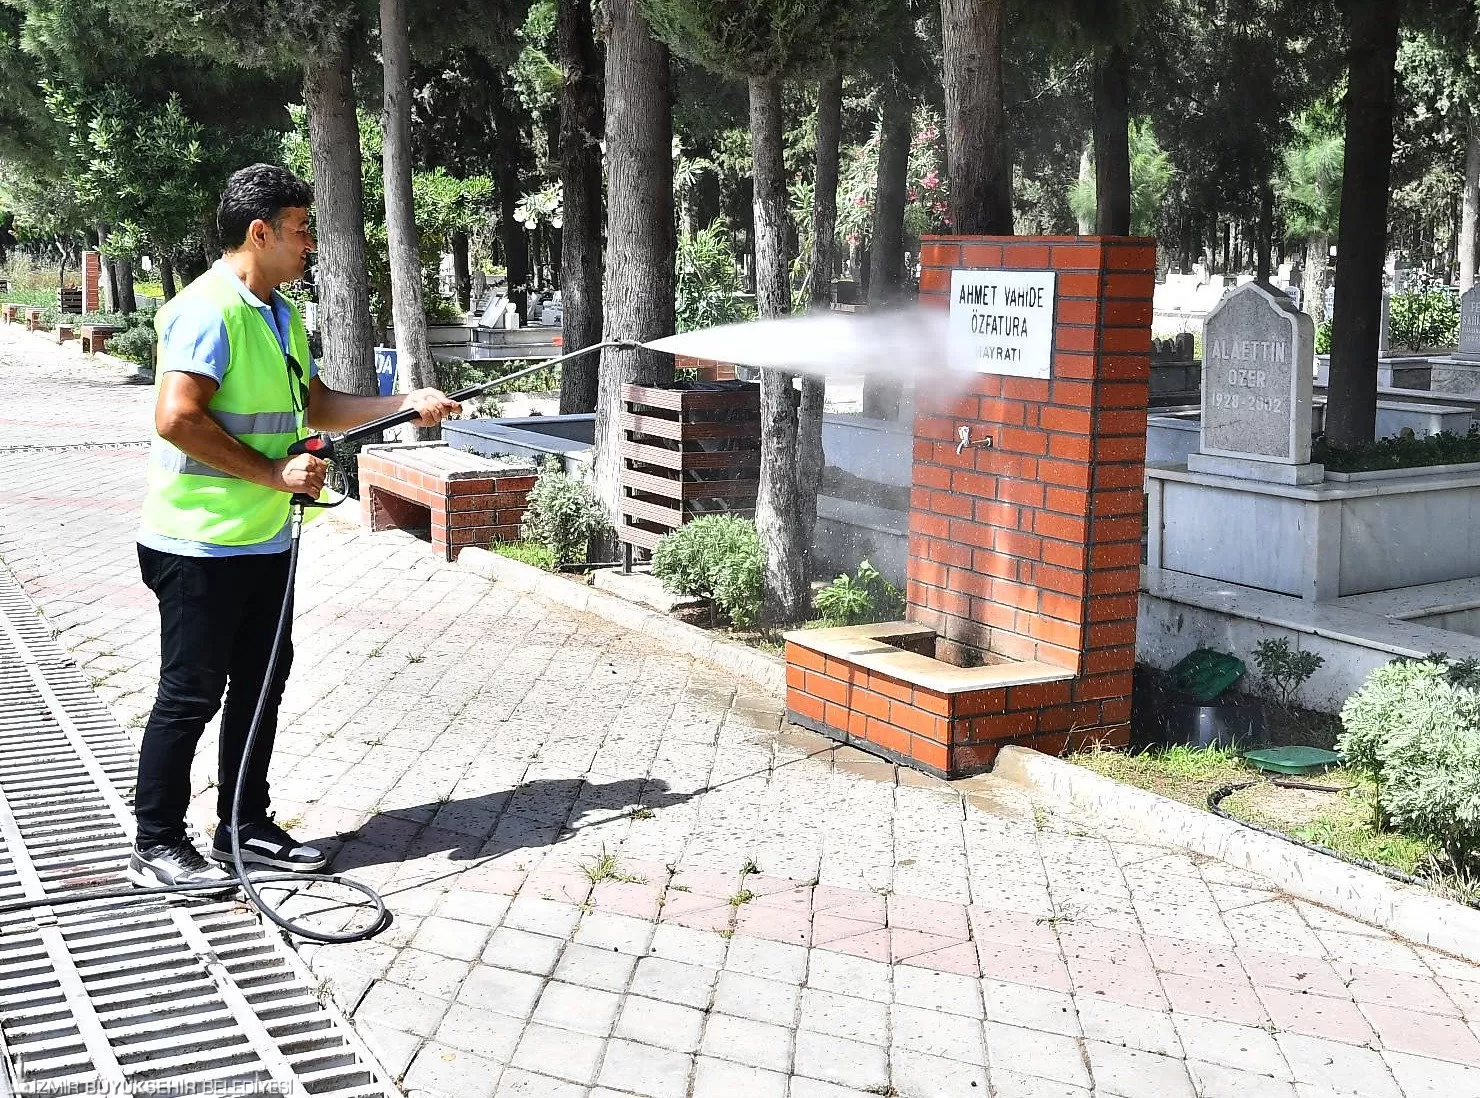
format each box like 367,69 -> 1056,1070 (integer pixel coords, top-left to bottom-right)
993,744 -> 1480,964
456,546 -> 787,695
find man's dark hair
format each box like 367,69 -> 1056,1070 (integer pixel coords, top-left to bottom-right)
217,164 -> 314,250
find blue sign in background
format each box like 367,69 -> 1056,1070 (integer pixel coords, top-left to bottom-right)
374,347 -> 398,397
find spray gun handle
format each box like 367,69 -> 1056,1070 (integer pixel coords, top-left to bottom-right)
287,433 -> 337,507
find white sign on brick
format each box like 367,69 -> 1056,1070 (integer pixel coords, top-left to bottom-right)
948,269 -> 1056,378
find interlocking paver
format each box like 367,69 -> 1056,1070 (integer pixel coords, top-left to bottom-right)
402,1040 -> 502,1098
792,1029 -> 890,1092
691,1057 -> 788,1098
509,1022 -> 606,1085
4,326 -> 1480,1098
1087,1040 -> 1197,1098
596,1038 -> 693,1098
699,1013 -> 793,1073
629,955 -> 718,1008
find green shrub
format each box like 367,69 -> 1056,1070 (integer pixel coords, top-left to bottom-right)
1252,638 -> 1324,707
1313,425 -> 1480,473
1315,320 -> 1332,355
652,515 -> 765,628
105,325 -> 157,369
813,559 -> 905,627
1389,276 -> 1460,351
675,219 -> 756,333
424,294 -> 465,324
519,458 -> 609,565
1339,657 -> 1480,868
494,539 -> 556,570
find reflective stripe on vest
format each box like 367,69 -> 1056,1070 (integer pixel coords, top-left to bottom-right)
140,267 -> 312,547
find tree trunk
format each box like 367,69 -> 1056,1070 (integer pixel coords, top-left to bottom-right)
1256,185 -> 1273,283
1326,0 -> 1401,448
750,75 -> 806,619
592,0 -> 675,521
869,89 -> 912,304
113,257 -> 137,313
451,230 -> 471,312
808,71 -> 842,311
1462,106 -> 1479,294
1092,43 -> 1131,236
303,43 -> 376,395
940,0 -> 1012,234
493,81 -> 530,324
380,0 -> 436,441
862,86 -> 912,421
1303,234 -> 1328,324
799,70 -> 841,560
559,0 -> 605,414
160,255 -> 177,301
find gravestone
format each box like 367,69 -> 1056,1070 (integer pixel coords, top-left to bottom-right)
1458,285 -> 1480,362
1189,282 -> 1322,485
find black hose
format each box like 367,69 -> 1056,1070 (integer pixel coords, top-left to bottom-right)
0,507 -> 390,943
1207,779 -> 1480,911
224,511 -> 390,943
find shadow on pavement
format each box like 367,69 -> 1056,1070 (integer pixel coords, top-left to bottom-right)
308,776 -> 692,874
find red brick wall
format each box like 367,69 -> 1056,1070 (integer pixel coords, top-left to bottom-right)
780,236 -> 1155,776
82,252 -> 102,313
674,354 -> 738,382
785,641 -> 1122,776
910,236 -> 1153,690
358,450 -> 536,563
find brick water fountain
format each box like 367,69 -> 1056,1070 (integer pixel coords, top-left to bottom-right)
785,235 -> 1156,777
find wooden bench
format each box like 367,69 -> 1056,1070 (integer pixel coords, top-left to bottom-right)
23,307 -> 42,331
80,324 -> 122,353
358,442 -> 538,562
55,324 -> 76,343
1,304 -> 19,324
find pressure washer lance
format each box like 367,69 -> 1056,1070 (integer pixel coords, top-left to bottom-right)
0,338 -> 640,944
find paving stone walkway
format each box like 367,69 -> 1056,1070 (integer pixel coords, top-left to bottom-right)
3,322 -> 1480,1098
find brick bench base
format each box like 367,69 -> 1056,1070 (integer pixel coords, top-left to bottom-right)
358,442 -> 537,562
81,325 -> 121,353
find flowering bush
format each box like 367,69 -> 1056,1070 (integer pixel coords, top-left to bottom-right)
836,106 -> 951,250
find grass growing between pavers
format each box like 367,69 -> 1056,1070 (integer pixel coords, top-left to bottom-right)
1070,744 -> 1479,902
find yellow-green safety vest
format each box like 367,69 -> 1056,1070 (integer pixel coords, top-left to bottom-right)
140,267 -> 313,546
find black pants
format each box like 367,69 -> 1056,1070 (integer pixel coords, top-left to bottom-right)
134,545 -> 294,848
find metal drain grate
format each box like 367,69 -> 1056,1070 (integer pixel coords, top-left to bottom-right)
0,568 -> 397,1096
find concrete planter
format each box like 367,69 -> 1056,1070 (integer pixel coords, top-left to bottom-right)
1147,461 -> 1480,600
1324,459 -> 1480,483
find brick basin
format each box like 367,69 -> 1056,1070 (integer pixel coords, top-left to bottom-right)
784,234 -> 1155,777
359,442 -> 537,563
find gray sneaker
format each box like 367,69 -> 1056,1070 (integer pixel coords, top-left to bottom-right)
128,838 -> 236,896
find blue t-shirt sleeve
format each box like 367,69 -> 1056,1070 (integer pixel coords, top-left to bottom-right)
157,302 -> 229,385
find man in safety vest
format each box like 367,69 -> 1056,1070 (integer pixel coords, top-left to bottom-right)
129,163 -> 461,891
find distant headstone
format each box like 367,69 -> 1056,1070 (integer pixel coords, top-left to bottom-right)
1324,286 -> 1335,320
1458,285 -> 1480,361
1189,282 -> 1322,485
